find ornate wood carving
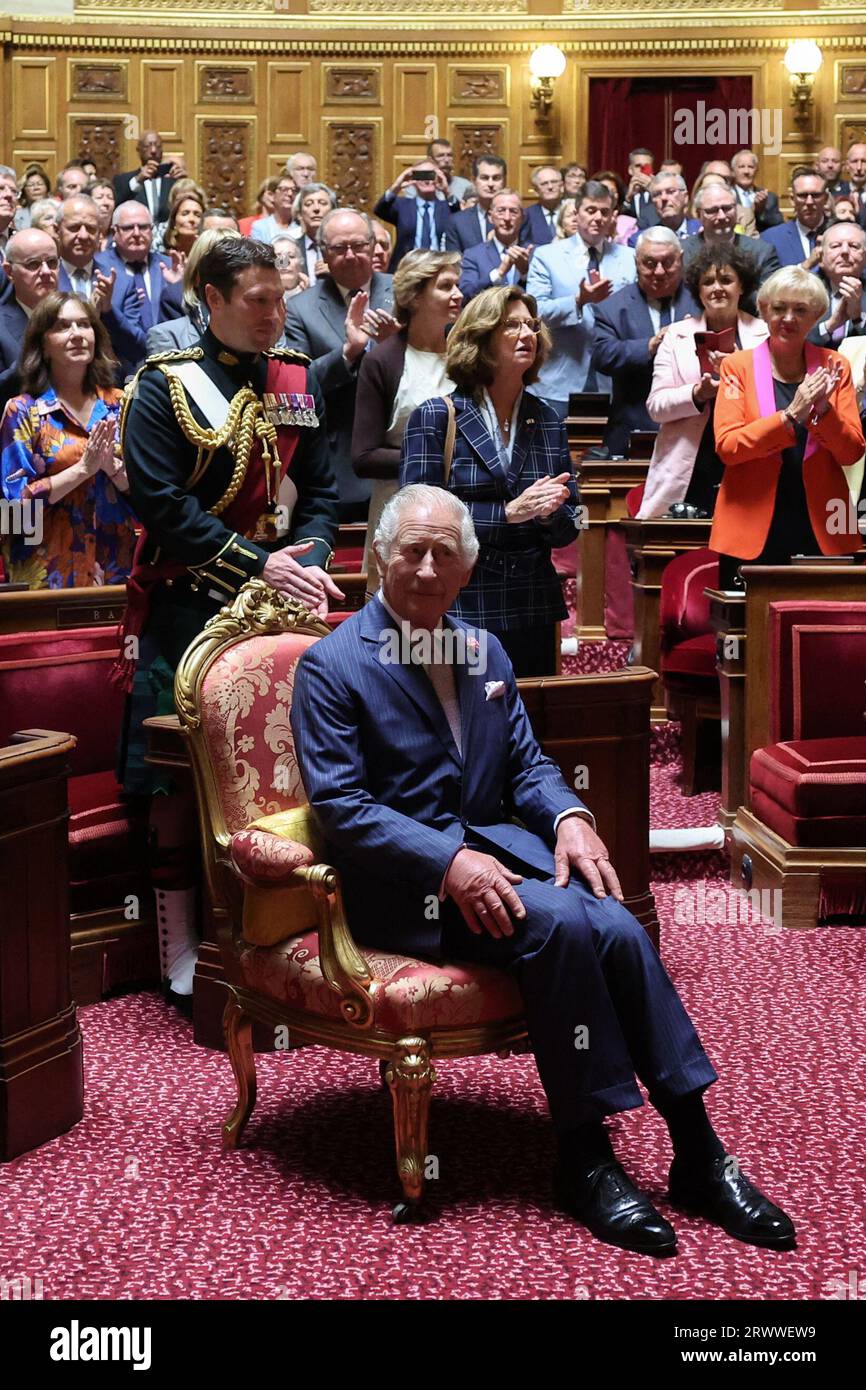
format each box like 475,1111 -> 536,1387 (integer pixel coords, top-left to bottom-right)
71,119 -> 123,178
326,122 -> 376,212
201,120 -> 252,219
325,67 -> 379,103
199,65 -> 254,103
451,69 -> 505,104
453,124 -> 503,178
70,62 -> 127,101
840,66 -> 866,98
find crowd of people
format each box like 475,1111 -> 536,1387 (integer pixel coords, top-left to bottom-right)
1,131 -> 865,622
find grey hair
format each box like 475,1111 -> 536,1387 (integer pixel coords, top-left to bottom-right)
649,172 -> 687,194
756,266 -> 828,322
635,226 -> 683,255
286,151 -> 317,175
0,165 -> 17,184
291,182 -> 338,224
374,483 -> 480,566
319,206 -> 374,249
112,198 -> 153,229
272,233 -> 302,259
694,182 -> 733,213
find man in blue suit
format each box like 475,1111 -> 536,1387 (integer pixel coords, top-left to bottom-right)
56,194 -> 148,380
631,173 -> 700,244
373,161 -> 459,271
444,155 -> 532,253
526,180 -> 636,417
290,483 -> 795,1255
101,201 -> 185,345
1,228 -> 59,407
807,220 -> 866,345
457,190 -> 532,301
522,166 -> 564,246
591,227 -> 699,457
761,169 -> 831,268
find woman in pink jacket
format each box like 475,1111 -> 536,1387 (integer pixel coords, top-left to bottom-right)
639,242 -> 768,518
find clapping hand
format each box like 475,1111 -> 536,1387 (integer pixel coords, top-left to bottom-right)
788,366 -> 839,424
578,276 -> 613,308
500,243 -> 533,277
693,371 -> 720,405
91,267 -> 116,316
361,307 -> 402,342
506,472 -> 572,523
162,249 -> 186,285
84,416 -> 119,476
344,289 -> 371,361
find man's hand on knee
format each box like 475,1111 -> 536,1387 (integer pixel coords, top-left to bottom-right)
554,818 -> 624,902
443,848 -> 525,938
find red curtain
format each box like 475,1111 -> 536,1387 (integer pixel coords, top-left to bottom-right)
588,76 -> 754,188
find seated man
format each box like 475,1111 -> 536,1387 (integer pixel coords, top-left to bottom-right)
290,484 -> 795,1257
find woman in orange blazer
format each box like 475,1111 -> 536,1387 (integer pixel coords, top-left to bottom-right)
712,265 -> 865,587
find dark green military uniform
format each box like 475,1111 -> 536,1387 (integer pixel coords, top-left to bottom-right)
118,325 -> 339,793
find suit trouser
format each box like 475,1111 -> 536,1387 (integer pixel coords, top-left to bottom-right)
439,862 -> 717,1132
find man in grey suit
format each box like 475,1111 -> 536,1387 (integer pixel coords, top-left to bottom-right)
283,207 -> 394,522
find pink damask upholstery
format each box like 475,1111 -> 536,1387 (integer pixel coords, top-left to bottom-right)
230,829 -> 315,887
199,631 -> 320,834
238,930 -> 524,1033
767,602 -> 866,743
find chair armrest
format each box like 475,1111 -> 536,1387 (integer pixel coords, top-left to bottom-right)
229,828 -> 315,887
293,864 -> 375,1029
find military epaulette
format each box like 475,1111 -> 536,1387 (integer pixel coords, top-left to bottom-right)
264,346 -> 311,365
143,346 -> 205,367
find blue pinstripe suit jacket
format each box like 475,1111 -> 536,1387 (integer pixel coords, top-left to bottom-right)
290,595 -> 588,955
399,392 -> 581,631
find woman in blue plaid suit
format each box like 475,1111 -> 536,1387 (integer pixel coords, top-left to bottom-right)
399,285 -> 581,675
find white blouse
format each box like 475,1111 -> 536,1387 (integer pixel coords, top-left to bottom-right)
386,345 -> 454,447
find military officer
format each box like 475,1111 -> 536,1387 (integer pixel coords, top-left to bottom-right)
116,236 -> 340,1006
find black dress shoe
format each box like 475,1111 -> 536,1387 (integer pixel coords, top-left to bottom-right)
555,1159 -> 678,1256
669,1156 -> 796,1249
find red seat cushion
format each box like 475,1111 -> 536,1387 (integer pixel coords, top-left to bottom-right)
239,929 -> 524,1033
659,550 -> 719,653
661,632 -> 717,679
750,737 -> 866,847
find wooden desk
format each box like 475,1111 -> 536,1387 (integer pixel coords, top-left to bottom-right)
618,516 -> 712,719
575,458 -> 649,641
707,588 -> 746,832
145,666 -> 659,1052
0,584 -> 126,634
0,730 -> 83,1159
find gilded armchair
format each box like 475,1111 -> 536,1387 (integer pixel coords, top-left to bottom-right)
175,579 -> 528,1221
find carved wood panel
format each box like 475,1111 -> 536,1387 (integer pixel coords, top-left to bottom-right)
197,63 -> 256,104
839,65 -> 866,99
197,118 -> 254,219
70,118 -> 124,178
449,123 -> 506,178
12,58 -> 56,142
324,120 -> 381,213
69,62 -> 128,103
838,118 -> 866,152
448,66 -> 509,105
324,66 -> 380,104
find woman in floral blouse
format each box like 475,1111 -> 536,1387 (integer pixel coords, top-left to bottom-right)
0,291 -> 136,588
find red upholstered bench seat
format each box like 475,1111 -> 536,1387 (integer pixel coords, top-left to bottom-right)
750,736 -> 866,847
661,632 -> 716,680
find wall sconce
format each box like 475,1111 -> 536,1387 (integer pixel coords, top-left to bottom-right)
529,45 -> 567,123
784,39 -> 823,128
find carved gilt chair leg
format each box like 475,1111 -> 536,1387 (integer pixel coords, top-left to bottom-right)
222,993 -> 258,1151
385,1036 -> 435,1222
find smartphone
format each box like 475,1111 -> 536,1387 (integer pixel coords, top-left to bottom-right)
157,161 -> 175,177
635,160 -> 653,176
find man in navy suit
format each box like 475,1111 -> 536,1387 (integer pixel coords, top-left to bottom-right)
761,169 -> 831,268
457,190 -> 532,301
591,227 -> 699,457
815,146 -> 849,200
621,148 -> 655,223
290,483 -> 795,1255
101,201 -> 185,345
631,173 -> 700,244
683,184 -> 780,312
373,161 -> 458,270
113,129 -> 186,225
523,166 -> 563,246
731,151 -> 783,233
0,228 -> 59,407
56,194 -> 147,380
807,220 -> 866,345
445,155 -> 530,253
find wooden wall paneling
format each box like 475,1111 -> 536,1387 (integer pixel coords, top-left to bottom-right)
836,115 -> 866,153
392,62 -> 437,148
448,64 -> 510,108
11,149 -> 56,185
11,57 -> 56,143
323,116 -> 382,214
195,61 -> 257,106
141,59 -> 184,144
267,62 -> 313,146
447,118 -> 510,181
196,115 -> 256,220
68,60 -> 129,105
323,63 -> 382,106
69,116 -> 125,179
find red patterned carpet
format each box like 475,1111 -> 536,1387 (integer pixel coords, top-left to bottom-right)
2,741 -> 865,1301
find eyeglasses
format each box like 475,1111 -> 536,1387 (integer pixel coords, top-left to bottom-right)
17,256 -> 60,271
502,317 -> 541,336
704,204 -> 736,215
324,240 -> 373,255
793,191 -> 824,201
118,222 -> 152,232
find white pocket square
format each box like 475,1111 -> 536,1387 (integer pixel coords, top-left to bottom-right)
484,680 -> 506,701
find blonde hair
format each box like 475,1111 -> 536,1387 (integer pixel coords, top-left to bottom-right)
445,285 -> 551,396
392,249 -> 462,326
555,197 -> 578,238
182,226 -> 242,311
756,265 -> 829,323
